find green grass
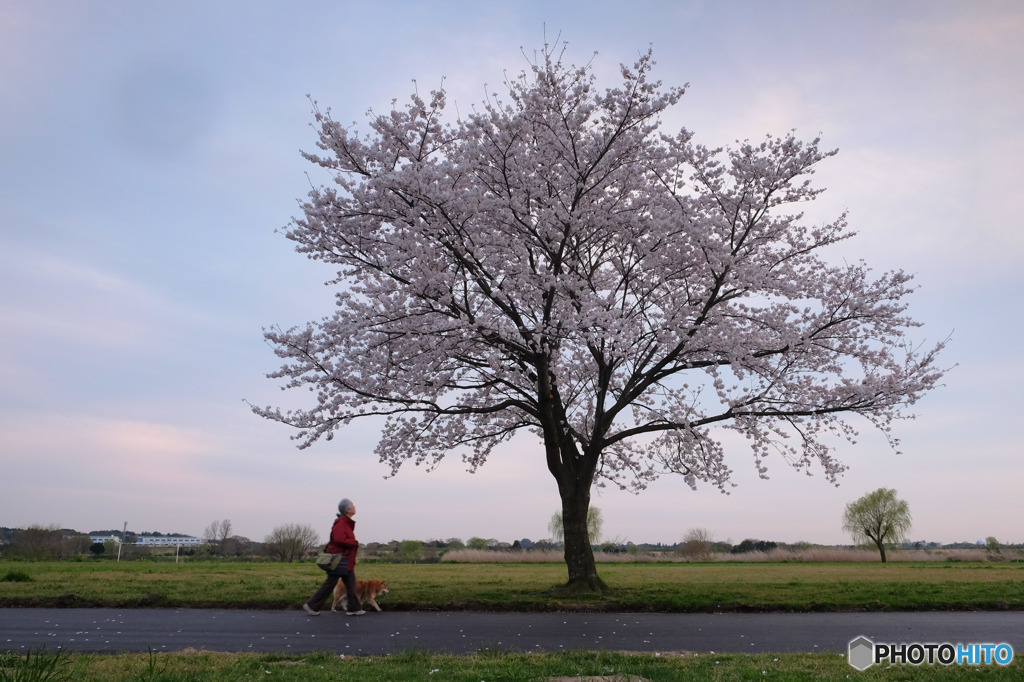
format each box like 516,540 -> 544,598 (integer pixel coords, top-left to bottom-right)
1,560 -> 1021,611
0,571 -> 32,584
2,648 -> 1021,681
0,648 -> 70,682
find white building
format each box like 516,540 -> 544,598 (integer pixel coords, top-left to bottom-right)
89,535 -> 122,544
135,536 -> 203,547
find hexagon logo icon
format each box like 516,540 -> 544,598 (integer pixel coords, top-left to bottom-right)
848,636 -> 875,670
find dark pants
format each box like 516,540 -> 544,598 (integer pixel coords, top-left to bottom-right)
307,563 -> 362,612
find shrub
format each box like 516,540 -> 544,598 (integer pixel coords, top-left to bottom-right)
1,570 -> 33,583
677,527 -> 715,561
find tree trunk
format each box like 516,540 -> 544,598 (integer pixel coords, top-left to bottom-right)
541,422 -> 607,592
538,360 -> 606,592
558,480 -> 607,592
875,539 -> 887,563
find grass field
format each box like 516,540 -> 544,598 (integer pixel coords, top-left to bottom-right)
2,559 -> 1022,611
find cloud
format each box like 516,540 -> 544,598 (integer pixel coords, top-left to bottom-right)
0,246 -> 165,350
2,414 -> 213,484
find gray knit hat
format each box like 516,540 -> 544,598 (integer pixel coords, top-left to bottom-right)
338,498 -> 354,515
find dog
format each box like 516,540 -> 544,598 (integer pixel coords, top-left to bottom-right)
331,579 -> 389,612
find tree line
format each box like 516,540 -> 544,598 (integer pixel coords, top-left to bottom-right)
4,490 -> 1014,563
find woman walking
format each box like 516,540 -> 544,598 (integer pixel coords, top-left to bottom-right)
303,498 -> 364,616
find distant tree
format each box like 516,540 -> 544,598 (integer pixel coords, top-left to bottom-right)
548,507 -> 603,546
985,536 -> 1001,555
203,519 -> 233,556
263,523 -> 320,562
66,534 -> 92,556
466,537 -> 489,551
0,527 -> 14,546
225,535 -> 253,558
254,42 -> 946,591
842,487 -> 912,562
9,525 -> 69,560
399,540 -> 424,562
678,527 -> 714,561
445,538 -> 466,551
731,539 -> 777,554
89,542 -> 105,556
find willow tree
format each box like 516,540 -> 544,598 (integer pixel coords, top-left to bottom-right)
842,487 -> 913,562
254,43 -> 945,591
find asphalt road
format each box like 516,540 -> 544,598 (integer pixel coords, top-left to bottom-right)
2,609 -> 1022,656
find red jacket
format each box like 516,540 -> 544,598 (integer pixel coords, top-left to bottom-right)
325,514 -> 358,571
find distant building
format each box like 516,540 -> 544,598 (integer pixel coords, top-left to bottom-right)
89,535 -> 122,545
135,536 -> 202,547
89,534 -> 202,547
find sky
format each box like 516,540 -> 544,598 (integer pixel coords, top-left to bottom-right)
2,0 -> 1022,549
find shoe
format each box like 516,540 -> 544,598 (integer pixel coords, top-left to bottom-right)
303,603 -> 320,616
346,610 -> 366,616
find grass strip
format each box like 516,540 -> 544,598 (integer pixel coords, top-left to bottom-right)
2,648 -> 1021,681
1,560 -> 1021,612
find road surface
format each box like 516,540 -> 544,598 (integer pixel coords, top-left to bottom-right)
2,609 -> 1022,655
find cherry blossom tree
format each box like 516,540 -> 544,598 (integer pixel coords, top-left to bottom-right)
254,43 -> 945,591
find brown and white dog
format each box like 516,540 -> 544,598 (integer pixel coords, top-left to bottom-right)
331,579 -> 389,612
